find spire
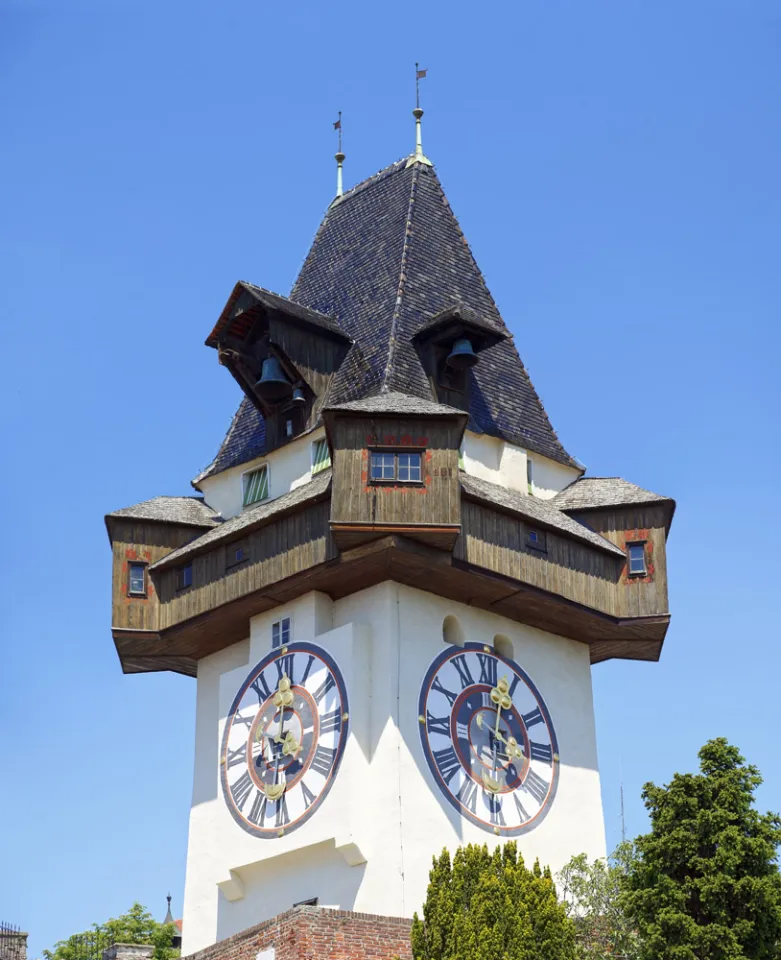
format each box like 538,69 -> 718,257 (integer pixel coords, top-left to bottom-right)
334,112 -> 345,198
164,894 -> 174,925
407,64 -> 432,168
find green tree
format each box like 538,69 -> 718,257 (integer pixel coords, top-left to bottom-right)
622,738 -> 781,960
558,843 -> 640,960
411,842 -> 576,960
43,903 -> 178,960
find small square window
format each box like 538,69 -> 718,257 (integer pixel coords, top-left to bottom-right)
312,438 -> 331,475
177,562 -> 193,591
397,452 -> 421,483
526,529 -> 547,551
227,539 -> 249,568
627,542 -> 647,576
128,562 -> 146,596
370,452 -> 396,481
272,617 -> 291,649
243,466 -> 269,507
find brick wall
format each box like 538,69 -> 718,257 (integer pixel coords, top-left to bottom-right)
183,907 -> 413,960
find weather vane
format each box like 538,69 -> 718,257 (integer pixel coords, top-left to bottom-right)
407,63 -> 432,167
334,111 -> 345,198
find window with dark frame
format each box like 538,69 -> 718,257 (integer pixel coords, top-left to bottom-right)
128,562 -> 146,596
369,450 -> 422,483
272,617 -> 291,649
627,542 -> 647,577
177,562 -> 193,591
526,529 -> 547,552
227,539 -> 249,568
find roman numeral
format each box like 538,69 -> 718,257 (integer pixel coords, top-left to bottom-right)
320,709 -> 342,734
513,792 -> 530,823
426,713 -> 451,738
488,794 -> 506,826
275,794 -> 290,828
248,791 -> 268,826
456,721 -> 469,741
275,653 -> 295,684
300,780 -> 317,809
300,655 -> 315,685
251,672 -> 272,705
232,710 -> 253,729
230,771 -> 253,810
477,654 -> 497,687
432,677 -> 457,707
226,746 -> 246,768
456,777 -> 478,813
529,741 -> 552,764
310,744 -> 336,777
452,655 -> 474,689
508,674 -> 520,698
523,769 -> 549,804
312,672 -> 336,705
433,747 -> 461,785
522,707 -> 544,729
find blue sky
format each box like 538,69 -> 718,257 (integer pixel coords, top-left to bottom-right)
1,0 -> 779,955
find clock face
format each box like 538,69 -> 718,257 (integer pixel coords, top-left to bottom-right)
418,642 -> 559,836
220,642 -> 349,838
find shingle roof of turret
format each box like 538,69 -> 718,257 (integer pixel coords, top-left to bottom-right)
552,477 -> 673,512
198,158 -> 577,482
106,496 -> 221,528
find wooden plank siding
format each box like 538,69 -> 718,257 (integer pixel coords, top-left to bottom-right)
329,416 -> 462,546
454,500 -> 670,620
154,501 -> 334,629
109,520 -> 206,632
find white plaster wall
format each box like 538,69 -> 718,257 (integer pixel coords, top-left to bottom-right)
197,428 -> 327,520
180,584 -> 605,954
461,430 -> 580,499
530,454 -> 581,500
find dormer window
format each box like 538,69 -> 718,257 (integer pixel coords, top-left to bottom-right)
370,450 -> 422,484
243,465 -> 269,507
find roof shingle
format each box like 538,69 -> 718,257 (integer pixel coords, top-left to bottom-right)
552,477 -> 673,512
107,496 -> 221,528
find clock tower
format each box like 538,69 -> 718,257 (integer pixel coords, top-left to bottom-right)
106,122 -> 674,956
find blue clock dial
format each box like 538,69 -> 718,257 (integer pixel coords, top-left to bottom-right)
221,642 -> 348,838
418,642 -> 559,835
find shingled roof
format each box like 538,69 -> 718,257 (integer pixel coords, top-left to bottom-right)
552,477 -> 674,512
106,496 -> 221,528
197,156 -> 577,483
460,473 -> 625,558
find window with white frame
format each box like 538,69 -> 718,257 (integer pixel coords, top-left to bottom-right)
243,465 -> 269,507
312,437 -> 331,475
272,617 -> 291,649
128,562 -> 146,596
369,450 -> 422,483
627,542 -> 647,577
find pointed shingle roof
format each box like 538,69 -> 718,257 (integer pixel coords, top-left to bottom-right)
198,157 -> 577,482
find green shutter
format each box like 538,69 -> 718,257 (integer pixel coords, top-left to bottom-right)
458,448 -> 465,470
312,438 -> 331,474
243,466 -> 269,506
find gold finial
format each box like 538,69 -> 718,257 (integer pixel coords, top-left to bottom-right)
334,112 -> 345,198
407,65 -> 432,168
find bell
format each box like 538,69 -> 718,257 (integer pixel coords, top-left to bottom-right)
291,387 -> 306,406
446,337 -> 479,370
255,357 -> 293,403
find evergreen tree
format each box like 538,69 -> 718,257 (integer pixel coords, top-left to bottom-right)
411,842 -> 575,960
622,738 -> 781,960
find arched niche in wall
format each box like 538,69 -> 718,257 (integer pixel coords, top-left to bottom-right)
442,615 -> 465,647
493,633 -> 513,660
